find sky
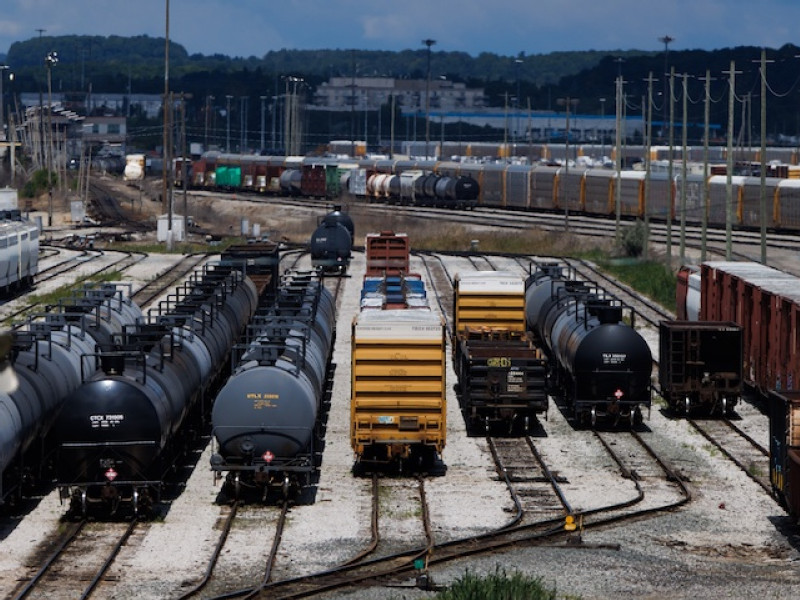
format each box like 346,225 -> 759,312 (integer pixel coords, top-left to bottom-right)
2,0 -> 800,59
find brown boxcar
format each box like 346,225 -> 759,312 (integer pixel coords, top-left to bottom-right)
699,262 -> 800,396
658,320 -> 742,415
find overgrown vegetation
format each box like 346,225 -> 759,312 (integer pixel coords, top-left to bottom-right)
4,270 -> 126,325
20,169 -> 57,199
432,566 -> 563,600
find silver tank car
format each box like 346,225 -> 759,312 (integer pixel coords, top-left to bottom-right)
0,283 -> 142,504
525,264 -> 652,427
51,265 -> 258,518
211,271 -> 335,501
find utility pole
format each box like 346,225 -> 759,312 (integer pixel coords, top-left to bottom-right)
698,70 -> 715,262
757,50 -> 771,265
614,75 -> 624,239
724,61 -> 741,261
643,72 -> 657,260
162,0 -> 170,230
666,67 -> 675,269
679,73 -> 689,264
422,38 -> 436,159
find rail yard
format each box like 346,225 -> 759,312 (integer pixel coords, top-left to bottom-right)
0,185 -> 798,600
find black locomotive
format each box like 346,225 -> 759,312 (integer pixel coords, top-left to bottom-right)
525,264 -> 652,427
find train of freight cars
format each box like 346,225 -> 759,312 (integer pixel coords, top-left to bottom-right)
350,231 -> 447,473
50,261 -> 263,518
45,242 -> 279,518
210,269 -> 335,502
173,151 -> 800,232
0,283 -> 142,508
675,259 -> 800,521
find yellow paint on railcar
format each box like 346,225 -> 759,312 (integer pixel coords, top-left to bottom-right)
350,313 -> 447,459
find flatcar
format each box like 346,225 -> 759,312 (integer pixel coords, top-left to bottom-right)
50,263 -> 260,518
658,320 -> 743,415
769,389 -> 800,524
210,270 -> 335,501
351,232 -> 446,471
525,263 -> 652,427
0,283 -> 142,506
676,261 -> 800,398
453,271 -> 547,433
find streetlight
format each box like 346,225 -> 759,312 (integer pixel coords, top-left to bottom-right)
45,50 -> 58,227
225,95 -> 233,152
0,65 -> 9,141
422,38 -> 436,158
515,58 -> 523,141
260,95 -> 267,153
659,35 -> 674,141
204,94 -> 214,150
557,96 -> 579,230
599,97 -> 606,158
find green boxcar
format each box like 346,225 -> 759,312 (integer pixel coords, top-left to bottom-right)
216,165 -> 242,188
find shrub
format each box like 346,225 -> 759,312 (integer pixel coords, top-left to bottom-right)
433,566 -> 561,600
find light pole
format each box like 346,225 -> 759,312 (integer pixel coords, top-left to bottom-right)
557,96 -> 579,230
260,95 -> 267,153
659,35 -> 674,142
225,95 -> 233,152
515,58 -> 523,142
599,97 -> 606,157
0,65 -> 9,141
422,38 -> 436,158
45,51 -> 58,226
204,94 -> 214,150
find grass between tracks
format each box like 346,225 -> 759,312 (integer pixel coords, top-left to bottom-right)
430,565 -> 572,599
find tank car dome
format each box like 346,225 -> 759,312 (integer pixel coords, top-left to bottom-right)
321,205 -> 354,241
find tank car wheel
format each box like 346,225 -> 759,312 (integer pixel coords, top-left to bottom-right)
80,489 -> 88,518
132,489 -> 140,518
590,408 -> 597,428
684,396 -> 691,415
524,415 -> 530,432
484,416 -> 490,433
234,473 -> 241,499
282,476 -> 290,498
721,397 -> 728,416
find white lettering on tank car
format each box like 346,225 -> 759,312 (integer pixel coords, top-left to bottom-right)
602,353 -> 627,365
90,414 -> 125,428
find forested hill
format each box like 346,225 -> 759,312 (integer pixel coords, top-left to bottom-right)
5,34 -> 651,88
6,35 -> 800,129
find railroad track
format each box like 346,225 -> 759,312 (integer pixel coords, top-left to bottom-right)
488,436 -> 571,522
687,418 -> 772,495
131,252 -> 209,308
11,520 -> 139,600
